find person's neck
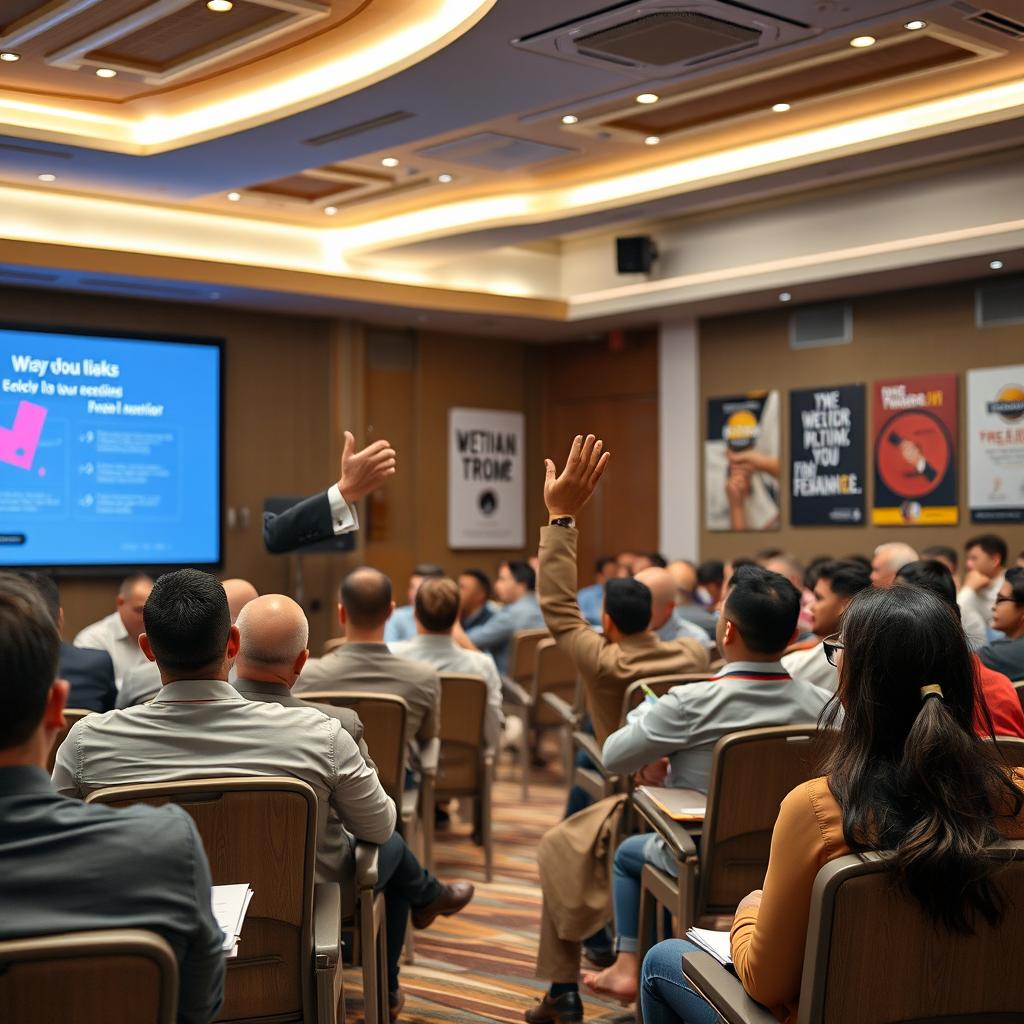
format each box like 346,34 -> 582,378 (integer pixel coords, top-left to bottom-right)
234,663 -> 294,687
506,590 -> 529,606
0,732 -> 48,771
1008,623 -> 1024,642
345,628 -> 386,644
414,625 -> 453,639
159,661 -> 230,685
723,649 -> 784,665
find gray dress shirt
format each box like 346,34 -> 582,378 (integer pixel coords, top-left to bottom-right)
0,766 -> 224,1024
979,636 -> 1024,681
52,679 -> 395,882
119,662 -> 237,709
465,593 -> 545,674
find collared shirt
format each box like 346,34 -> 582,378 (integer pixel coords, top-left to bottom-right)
389,633 -> 504,749
656,610 -> 715,649
577,583 -> 605,626
0,765 -> 224,1024
958,573 -> 1005,645
326,483 -> 359,534
979,635 -> 1024,683
118,662 -> 237,709
460,603 -> 495,631
782,642 -> 838,693
383,604 -> 417,644
72,611 -> 148,690
465,593 -> 546,674
52,679 -> 395,882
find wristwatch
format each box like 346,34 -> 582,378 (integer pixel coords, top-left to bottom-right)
549,515 -> 576,528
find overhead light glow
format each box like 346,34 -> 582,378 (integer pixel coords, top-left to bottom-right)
644,135 -> 661,145
561,114 -> 579,125
850,35 -> 876,48
381,157 -> 400,168
0,51 -> 20,62
772,102 -> 791,113
95,68 -> 117,78
37,173 -> 56,182
779,291 -> 792,302
437,173 -> 454,183
990,259 -> 1004,269
324,206 -> 338,215
904,20 -> 927,31
226,191 -> 241,201
636,93 -> 659,105
207,0 -> 234,10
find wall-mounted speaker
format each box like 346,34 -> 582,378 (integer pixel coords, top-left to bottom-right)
616,235 -> 658,274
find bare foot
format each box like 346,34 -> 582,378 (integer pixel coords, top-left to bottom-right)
581,953 -> 638,1003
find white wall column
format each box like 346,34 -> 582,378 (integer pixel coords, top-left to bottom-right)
659,319 -> 700,559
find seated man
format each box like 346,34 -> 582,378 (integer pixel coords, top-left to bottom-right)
782,559 -> 871,692
637,566 -> 714,650
458,568 -> 495,631
54,569 -> 471,1020
959,533 -> 1009,646
666,559 -> 718,635
72,572 -> 153,689
296,567 -> 440,777
0,574 -> 224,1024
391,576 -> 504,750
577,556 -> 618,627
870,541 -> 918,589
384,564 -> 445,644
577,566 -> 832,1007
979,566 -> 1024,680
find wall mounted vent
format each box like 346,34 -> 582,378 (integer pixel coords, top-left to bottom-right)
965,8 -> 1024,38
77,277 -> 210,301
417,132 -> 577,170
789,302 -> 852,349
976,275 -> 1024,326
305,111 -> 414,147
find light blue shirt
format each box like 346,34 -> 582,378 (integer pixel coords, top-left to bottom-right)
466,593 -> 545,674
384,605 -> 417,644
656,610 -> 714,649
577,583 -> 604,626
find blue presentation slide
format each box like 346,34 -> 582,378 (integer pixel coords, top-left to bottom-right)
0,327 -> 220,567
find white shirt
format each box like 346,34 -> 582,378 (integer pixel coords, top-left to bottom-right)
72,611 -> 148,691
958,573 -> 1004,646
326,483 -> 359,534
782,642 -> 839,693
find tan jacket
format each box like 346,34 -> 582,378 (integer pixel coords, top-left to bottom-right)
538,525 -> 710,744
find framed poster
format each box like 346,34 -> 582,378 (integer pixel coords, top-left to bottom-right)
871,375 -> 958,526
790,385 -> 865,526
447,407 -> 525,549
968,366 -> 1024,523
705,391 -> 780,531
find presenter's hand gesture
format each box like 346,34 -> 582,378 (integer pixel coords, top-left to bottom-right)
544,433 -> 610,518
338,431 -> 396,502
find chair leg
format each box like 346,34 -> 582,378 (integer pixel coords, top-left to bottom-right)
482,761 -> 494,883
376,896 -> 389,1024
360,889 -> 385,1024
519,712 -> 530,802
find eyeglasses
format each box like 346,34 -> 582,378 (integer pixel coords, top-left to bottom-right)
822,635 -> 845,667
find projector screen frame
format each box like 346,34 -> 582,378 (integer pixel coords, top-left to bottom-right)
0,320 -> 225,577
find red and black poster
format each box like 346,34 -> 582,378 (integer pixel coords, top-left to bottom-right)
871,374 -> 958,526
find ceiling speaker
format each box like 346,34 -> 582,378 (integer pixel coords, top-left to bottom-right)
617,236 -> 658,273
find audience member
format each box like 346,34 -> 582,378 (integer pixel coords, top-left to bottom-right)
958,533 -> 1008,645
782,560 -> 871,692
262,431 -> 395,553
636,566 -> 713,650
459,569 -> 494,630
978,566 -> 1024,681
896,560 -> 1024,738
577,556 -> 618,627
72,572 -> 153,688
632,553 -> 668,572
296,567 -> 440,775
391,576 -> 504,750
843,553 -> 872,572
0,574 -> 225,1024
21,571 -> 116,713
922,544 -> 959,583
869,542 -> 918,588
385,563 -> 445,643
763,554 -> 813,636
461,560 -> 545,675
695,560 -> 725,610
616,552 -> 640,576
639,584 -> 1024,1024
666,560 -> 718,635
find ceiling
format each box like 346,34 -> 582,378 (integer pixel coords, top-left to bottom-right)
0,0 -> 1023,329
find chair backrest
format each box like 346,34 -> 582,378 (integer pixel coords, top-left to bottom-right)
46,708 -> 93,774
435,674 -> 487,795
1014,679 -> 1024,715
86,777 -> 317,1023
798,843 -> 1024,1024
532,639 -> 578,725
507,628 -> 550,684
302,691 -> 408,807
699,725 -> 833,916
986,734 -> 1024,768
620,675 -> 710,723
0,928 -> 178,1024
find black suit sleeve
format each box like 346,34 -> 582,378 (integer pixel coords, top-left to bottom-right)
262,491 -> 336,554
97,651 -> 116,713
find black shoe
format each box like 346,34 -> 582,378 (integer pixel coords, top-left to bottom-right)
524,991 -> 583,1024
581,944 -> 616,970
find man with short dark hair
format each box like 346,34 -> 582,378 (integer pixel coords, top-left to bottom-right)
978,566 -> 1024,682
0,574 -> 225,1024
959,533 -> 1009,645
696,559 -> 725,610
666,559 -> 719,635
73,572 -> 153,688
577,556 -> 618,626
458,569 -> 494,630
385,563 -> 446,644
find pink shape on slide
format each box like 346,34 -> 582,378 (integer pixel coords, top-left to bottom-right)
0,400 -> 48,470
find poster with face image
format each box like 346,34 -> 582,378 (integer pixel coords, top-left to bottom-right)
871,374 -> 958,526
968,366 -> 1024,523
705,391 -> 780,532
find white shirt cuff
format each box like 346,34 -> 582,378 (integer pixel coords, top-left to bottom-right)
326,483 -> 359,535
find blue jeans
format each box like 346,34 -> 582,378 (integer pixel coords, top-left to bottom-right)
612,832 -> 651,952
640,940 -> 721,1024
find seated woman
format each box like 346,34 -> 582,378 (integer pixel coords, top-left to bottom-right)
639,583 -> 1024,1024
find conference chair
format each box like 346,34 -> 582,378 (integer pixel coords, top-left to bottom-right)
46,708 -> 92,774
634,726 -> 831,975
435,673 -> 495,881
501,627 -> 551,794
682,841 -> 1024,1024
986,734 -> 1024,768
85,777 -> 352,1024
0,928 -> 178,1024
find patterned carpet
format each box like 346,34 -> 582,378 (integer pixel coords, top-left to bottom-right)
343,758 -> 632,1024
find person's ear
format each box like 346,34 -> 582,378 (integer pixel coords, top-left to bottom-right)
116,594 -> 126,610
386,600 -> 396,620
139,633 -> 157,662
292,648 -> 310,677
338,604 -> 347,626
226,624 -> 241,660
721,619 -> 736,646
601,611 -> 614,636
44,679 -> 70,732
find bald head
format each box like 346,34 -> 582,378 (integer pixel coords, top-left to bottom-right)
635,566 -> 677,631
871,542 -> 919,589
235,595 -> 309,683
340,567 -> 393,631
222,578 -> 259,622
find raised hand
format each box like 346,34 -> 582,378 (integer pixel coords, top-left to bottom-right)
338,431 -> 396,502
543,433 -> 610,518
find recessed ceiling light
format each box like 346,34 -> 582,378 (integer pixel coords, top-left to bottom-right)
37,173 -> 56,182
561,114 -> 579,125
381,157 -> 399,168
644,135 -> 661,146
772,102 -> 791,113
849,35 -> 876,48
779,291 -> 792,302
324,206 -> 338,215
226,191 -> 241,201
990,259 -> 1004,270
95,67 -> 117,78
904,19 -> 927,31
437,173 -> 453,183
636,93 -> 659,105
207,0 -> 234,10
0,51 -> 20,62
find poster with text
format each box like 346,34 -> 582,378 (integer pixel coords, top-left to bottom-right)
705,391 -> 780,531
871,374 -> 958,526
790,385 -> 865,526
968,366 -> 1024,523
448,407 -> 524,549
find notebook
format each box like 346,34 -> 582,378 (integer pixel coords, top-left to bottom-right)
685,927 -> 732,966
212,883 -> 254,958
637,785 -> 707,821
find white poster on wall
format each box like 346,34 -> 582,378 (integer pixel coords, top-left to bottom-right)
448,407 -> 525,549
968,366 -> 1024,524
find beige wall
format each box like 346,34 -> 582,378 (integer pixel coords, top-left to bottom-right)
699,281 -> 1024,566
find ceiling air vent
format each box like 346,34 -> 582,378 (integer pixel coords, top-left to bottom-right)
305,111 -> 414,147
789,302 -> 852,349
965,8 -> 1024,38
976,276 -> 1024,326
78,278 -> 210,301
0,268 -> 61,286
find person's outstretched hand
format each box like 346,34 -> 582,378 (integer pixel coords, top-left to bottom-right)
338,431 -> 396,502
544,434 -> 610,518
